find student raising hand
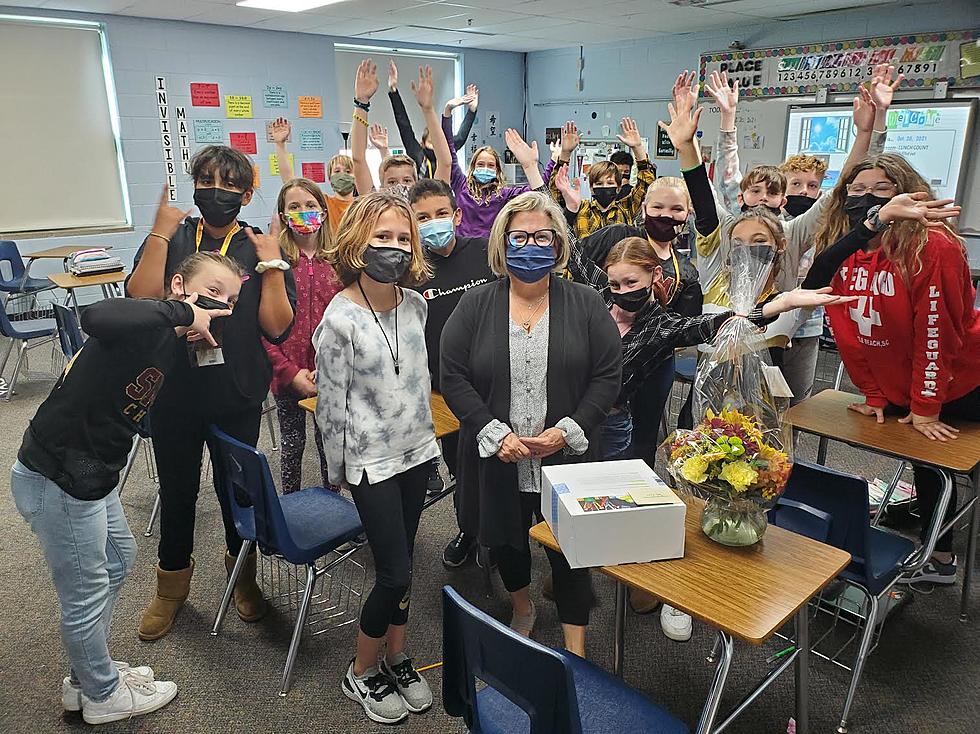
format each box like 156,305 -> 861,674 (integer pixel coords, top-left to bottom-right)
355,58 -> 379,105
387,58 -> 398,92
554,164 -> 582,212
869,63 -> 904,110
466,83 -> 479,112
411,65 -> 435,110
504,128 -> 543,188
704,70 -> 739,129
658,92 -> 703,169
245,215 -> 283,263
559,120 -> 580,161
151,183 -> 194,242
369,123 -> 389,151
270,117 -> 291,144
616,117 -> 642,149
671,70 -> 700,114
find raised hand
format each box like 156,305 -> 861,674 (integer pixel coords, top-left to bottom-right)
466,83 -> 479,111
354,58 -> 379,104
411,65 -> 435,111
245,216 -> 282,263
704,70 -> 739,116
152,183 -> 193,240
369,122 -> 389,150
444,93 -> 476,115
505,128 -> 538,168
387,59 -> 398,92
878,192 -> 960,227
617,116 -> 642,149
270,117 -> 291,145
560,120 -> 580,158
554,164 -> 582,212
658,98 -> 703,149
869,63 -> 903,110
671,70 -> 700,113
852,85 -> 876,133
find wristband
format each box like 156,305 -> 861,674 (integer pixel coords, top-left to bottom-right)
149,232 -> 171,244
353,98 -> 370,112
353,113 -> 369,127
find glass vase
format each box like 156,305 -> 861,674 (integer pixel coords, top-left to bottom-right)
701,495 -> 767,546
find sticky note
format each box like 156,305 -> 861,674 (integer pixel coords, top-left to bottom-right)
298,95 -> 322,118
269,153 -> 294,176
263,84 -> 287,108
193,119 -> 223,143
300,129 -> 323,150
190,82 -> 219,107
229,132 -> 257,154
301,162 -> 326,183
252,164 -> 260,189
225,95 -> 253,119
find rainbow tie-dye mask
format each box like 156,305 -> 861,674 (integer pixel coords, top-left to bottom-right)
285,209 -> 324,235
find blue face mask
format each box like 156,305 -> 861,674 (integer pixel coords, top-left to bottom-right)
473,168 -> 496,184
506,243 -> 556,284
418,217 -> 456,252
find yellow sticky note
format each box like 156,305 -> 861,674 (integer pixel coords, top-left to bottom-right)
252,164 -> 260,189
269,153 -> 294,176
298,95 -> 322,118
225,95 -> 253,118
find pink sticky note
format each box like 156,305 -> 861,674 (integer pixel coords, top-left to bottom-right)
190,82 -> 220,107
229,132 -> 257,154
302,162 -> 326,183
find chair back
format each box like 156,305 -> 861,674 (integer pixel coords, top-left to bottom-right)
442,585 -> 581,734
208,427 -> 300,558
769,497 -> 832,543
53,304 -> 84,358
0,241 -> 27,285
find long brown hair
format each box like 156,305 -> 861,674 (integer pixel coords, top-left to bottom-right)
327,191 -> 431,287
814,153 -> 961,279
604,236 -> 669,306
727,207 -> 787,285
467,145 -> 505,201
275,178 -> 333,265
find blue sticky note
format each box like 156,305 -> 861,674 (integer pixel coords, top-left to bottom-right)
193,119 -> 223,143
300,129 -> 323,150
263,84 -> 287,108
551,482 -> 569,527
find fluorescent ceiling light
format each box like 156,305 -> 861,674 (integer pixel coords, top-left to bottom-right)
237,0 -> 347,12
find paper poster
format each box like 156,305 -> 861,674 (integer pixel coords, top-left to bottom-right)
300,129 -> 323,150
265,120 -> 291,143
484,110 -> 500,138
301,162 -> 326,183
190,82 -> 220,107
298,95 -> 322,118
743,131 -> 764,150
263,84 -> 287,108
252,164 -> 260,189
229,132 -> 257,154
156,76 -> 176,202
269,153 -> 294,176
175,106 -> 191,175
193,119 -> 224,143
655,127 -> 676,159
225,95 -> 253,119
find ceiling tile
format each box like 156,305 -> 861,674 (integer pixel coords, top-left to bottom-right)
117,0 -> 214,21
39,0 -> 138,12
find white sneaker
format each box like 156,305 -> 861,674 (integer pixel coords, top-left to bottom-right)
62,662 -> 155,712
81,671 -> 177,725
341,659 -> 408,725
660,605 -> 693,642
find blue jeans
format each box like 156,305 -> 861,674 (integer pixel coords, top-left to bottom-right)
600,410 -> 634,461
10,460 -> 137,702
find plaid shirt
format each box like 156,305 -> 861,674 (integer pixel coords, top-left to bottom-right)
551,159 -> 656,240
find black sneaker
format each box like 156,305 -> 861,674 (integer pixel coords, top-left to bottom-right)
426,459 -> 444,496
342,659 -> 407,725
898,555 -> 957,585
442,532 -> 475,568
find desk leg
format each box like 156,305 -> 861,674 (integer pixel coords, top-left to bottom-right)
613,582 -> 627,677
697,631 -> 733,734
961,467 -> 980,623
795,606 -> 810,734
816,436 -> 828,466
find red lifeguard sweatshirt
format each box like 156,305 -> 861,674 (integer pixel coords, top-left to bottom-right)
825,229 -> 980,416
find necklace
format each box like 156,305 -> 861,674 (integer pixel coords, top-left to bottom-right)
517,292 -> 548,334
357,280 -> 400,376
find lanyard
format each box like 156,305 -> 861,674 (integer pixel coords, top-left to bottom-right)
196,219 -> 241,256
664,247 -> 681,302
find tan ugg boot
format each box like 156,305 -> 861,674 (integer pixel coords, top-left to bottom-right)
224,550 -> 267,623
138,561 -> 194,641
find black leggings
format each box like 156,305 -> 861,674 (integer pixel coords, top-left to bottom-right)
350,463 -> 428,638
494,492 -> 593,627
913,387 -> 980,553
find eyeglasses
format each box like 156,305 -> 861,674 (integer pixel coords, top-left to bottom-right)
507,229 -> 557,248
845,182 -> 897,196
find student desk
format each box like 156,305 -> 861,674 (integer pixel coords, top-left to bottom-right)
21,245 -> 114,287
48,270 -> 127,322
786,389 -> 980,621
530,504 -> 849,734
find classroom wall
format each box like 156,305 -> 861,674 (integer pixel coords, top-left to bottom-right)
0,5 -> 525,284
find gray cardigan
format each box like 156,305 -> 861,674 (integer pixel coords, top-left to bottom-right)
440,275 -> 622,549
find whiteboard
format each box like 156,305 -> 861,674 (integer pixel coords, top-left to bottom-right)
0,16 -> 129,236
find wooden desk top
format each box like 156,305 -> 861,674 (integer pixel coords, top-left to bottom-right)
298,392 -> 460,439
28,245 -> 113,260
787,389 -> 980,474
48,271 -> 127,289
530,498 -> 850,645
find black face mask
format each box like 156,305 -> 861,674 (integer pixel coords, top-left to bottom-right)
644,214 -> 681,243
844,194 -> 892,229
741,202 -> 783,218
194,187 -> 244,228
610,286 -> 651,313
363,246 -> 411,284
592,186 -> 619,209
181,292 -> 231,343
784,195 -> 816,218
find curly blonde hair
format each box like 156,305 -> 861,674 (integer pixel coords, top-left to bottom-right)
487,192 -> 570,278
780,154 -> 828,178
327,192 -> 431,287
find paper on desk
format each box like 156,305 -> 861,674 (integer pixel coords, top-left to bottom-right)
566,469 -> 677,506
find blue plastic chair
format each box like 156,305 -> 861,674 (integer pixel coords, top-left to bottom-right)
52,303 -> 84,358
0,296 -> 56,401
772,461 -> 951,733
208,427 -> 364,695
768,497 -> 832,544
0,241 -> 54,294
442,586 -> 688,734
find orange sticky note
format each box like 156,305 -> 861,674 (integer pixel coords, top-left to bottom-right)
252,164 -> 260,189
298,95 -> 322,118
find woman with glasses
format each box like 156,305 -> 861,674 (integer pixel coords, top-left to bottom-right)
439,191 -> 622,656
806,152 -> 976,587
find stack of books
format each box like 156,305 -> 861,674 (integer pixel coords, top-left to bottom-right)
68,249 -> 124,276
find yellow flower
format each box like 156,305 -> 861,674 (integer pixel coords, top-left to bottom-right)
718,460 -> 759,493
680,456 -> 709,484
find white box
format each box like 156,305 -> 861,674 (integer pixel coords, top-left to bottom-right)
541,459 -> 686,569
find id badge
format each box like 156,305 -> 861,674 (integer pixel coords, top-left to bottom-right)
194,346 -> 225,367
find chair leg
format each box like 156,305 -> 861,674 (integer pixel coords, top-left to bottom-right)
280,563 -> 318,696
834,360 -> 845,390
143,492 -> 161,537
265,404 -> 279,451
4,341 -> 27,401
116,436 -> 142,496
837,586 -> 879,734
212,539 -> 254,636
0,335 -> 16,378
